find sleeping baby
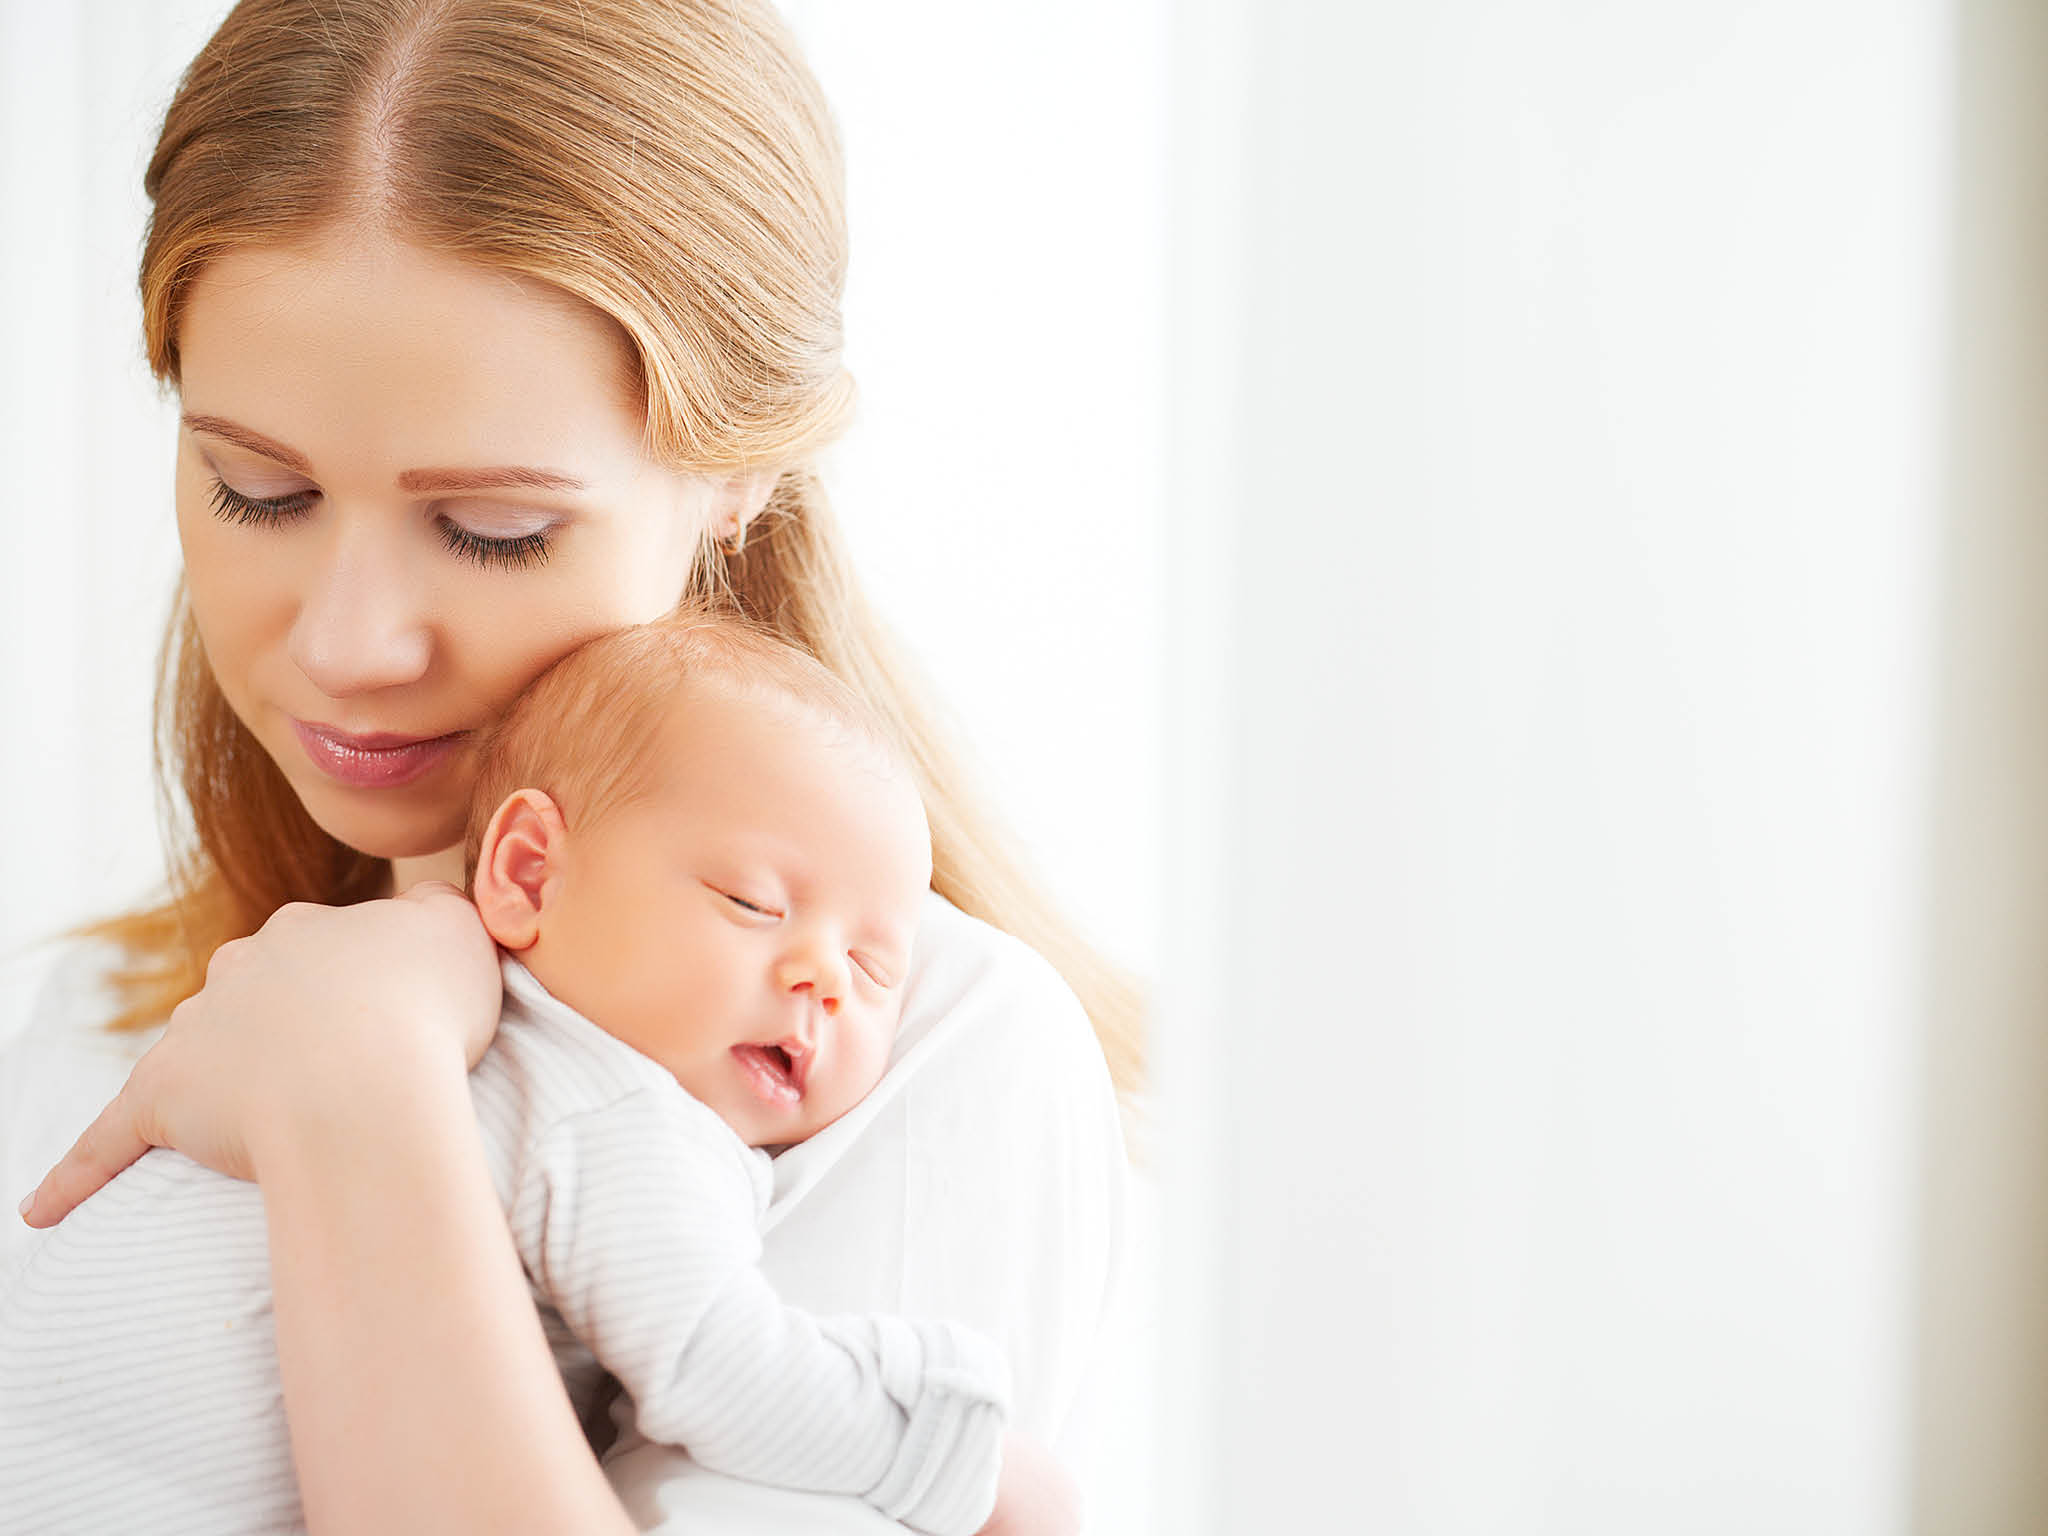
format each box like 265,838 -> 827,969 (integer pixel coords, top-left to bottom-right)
0,608 -> 1032,1535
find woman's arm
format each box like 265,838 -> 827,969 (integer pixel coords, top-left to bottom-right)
260,1042 -> 633,1535
21,885 -> 635,1536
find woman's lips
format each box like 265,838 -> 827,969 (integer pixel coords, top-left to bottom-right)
290,719 -> 466,788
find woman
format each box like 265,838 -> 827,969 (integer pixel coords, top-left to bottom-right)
2,1 -> 1138,1529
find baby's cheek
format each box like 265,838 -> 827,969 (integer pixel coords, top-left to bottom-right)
809,1013 -> 895,1134
857,1007 -> 902,1095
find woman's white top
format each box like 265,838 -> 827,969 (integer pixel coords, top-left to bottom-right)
0,891 -> 1129,1534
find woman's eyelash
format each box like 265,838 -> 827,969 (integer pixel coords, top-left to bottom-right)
209,478 -> 310,527
207,477 -> 555,572
436,521 -> 553,572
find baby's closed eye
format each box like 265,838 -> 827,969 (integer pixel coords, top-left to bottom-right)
707,883 -> 783,919
850,953 -> 896,988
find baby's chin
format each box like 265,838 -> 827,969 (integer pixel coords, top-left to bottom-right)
726,1075 -> 877,1154
785,1085 -> 873,1145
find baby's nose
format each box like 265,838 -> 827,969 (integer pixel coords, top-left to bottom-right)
786,979 -> 840,1020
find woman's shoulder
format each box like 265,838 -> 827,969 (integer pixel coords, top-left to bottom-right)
895,889 -> 1105,1081
0,934 -> 155,1072
3,930 -> 119,1027
1,934 -> 153,1072
762,892 -> 1121,1229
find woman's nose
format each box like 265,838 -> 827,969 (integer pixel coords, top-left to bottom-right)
286,515 -> 433,697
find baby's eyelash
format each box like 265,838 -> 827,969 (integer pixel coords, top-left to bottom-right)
207,477 -> 555,572
852,955 -> 894,989
721,890 -> 783,919
209,478 -> 311,527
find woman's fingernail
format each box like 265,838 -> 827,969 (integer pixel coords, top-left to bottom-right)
17,1191 -> 35,1222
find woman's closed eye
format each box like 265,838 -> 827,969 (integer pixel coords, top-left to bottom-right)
436,521 -> 553,571
209,477 -> 312,529
206,477 -> 556,573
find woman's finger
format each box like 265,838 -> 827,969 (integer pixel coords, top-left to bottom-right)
399,877 -> 466,902
19,1092 -> 153,1229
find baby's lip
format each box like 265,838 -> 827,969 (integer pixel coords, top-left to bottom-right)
771,1035 -> 814,1095
731,1041 -> 807,1105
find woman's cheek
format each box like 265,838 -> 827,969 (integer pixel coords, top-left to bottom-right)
447,570 -> 648,720
184,532 -> 296,691
603,500 -> 709,622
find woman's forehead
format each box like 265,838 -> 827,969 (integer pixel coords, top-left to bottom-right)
177,231 -> 647,478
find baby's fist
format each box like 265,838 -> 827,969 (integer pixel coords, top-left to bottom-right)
977,1432 -> 1081,1536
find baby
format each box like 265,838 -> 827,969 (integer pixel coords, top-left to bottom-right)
0,610 -> 1021,1535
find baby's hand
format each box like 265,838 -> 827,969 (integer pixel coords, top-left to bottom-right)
976,1431 -> 1081,1536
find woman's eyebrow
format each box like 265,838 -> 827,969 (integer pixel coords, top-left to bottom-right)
397,465 -> 588,494
183,413 -> 314,475
182,412 -> 588,494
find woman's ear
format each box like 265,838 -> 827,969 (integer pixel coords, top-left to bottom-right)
471,789 -> 569,951
712,466 -> 782,545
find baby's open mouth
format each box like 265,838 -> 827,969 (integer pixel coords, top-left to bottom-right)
732,1043 -> 804,1106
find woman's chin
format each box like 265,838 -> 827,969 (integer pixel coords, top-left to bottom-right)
258,723 -> 475,859
295,786 -> 468,865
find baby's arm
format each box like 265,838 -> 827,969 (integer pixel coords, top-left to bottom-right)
515,1092 -> 1010,1536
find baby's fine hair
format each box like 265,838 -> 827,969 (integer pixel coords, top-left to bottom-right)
462,603 -> 906,886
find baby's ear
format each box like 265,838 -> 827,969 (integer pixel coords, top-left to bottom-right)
471,789 -> 567,951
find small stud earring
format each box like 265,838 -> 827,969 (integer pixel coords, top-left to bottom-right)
722,523 -> 746,556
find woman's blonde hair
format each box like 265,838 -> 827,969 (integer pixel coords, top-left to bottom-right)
92,0 -> 1144,1104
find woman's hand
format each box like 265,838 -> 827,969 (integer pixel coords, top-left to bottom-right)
18,880 -> 501,1227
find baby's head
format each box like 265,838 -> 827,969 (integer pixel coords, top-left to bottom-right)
462,608 -> 932,1150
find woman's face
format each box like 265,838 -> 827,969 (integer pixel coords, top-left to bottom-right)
175,228 -> 742,866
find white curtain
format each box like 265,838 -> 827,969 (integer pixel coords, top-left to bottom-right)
1151,0 -> 2034,1532
0,0 -> 222,1019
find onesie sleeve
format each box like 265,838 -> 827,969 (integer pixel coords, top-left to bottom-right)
515,1090 -> 1009,1536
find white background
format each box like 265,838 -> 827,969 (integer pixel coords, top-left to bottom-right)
1155,1 -> 1942,1529
9,1 -> 2048,1532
